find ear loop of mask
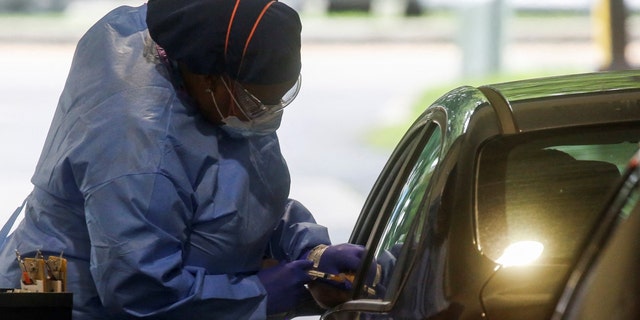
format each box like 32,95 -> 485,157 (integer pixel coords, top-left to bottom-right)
219,77 -> 252,120
205,88 -> 225,121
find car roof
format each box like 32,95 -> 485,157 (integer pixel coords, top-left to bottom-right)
486,71 -> 640,101
476,70 -> 640,134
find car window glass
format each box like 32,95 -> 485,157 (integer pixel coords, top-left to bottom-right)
476,126 -> 639,265
365,126 -> 442,300
561,168 -> 640,320
350,123 -> 431,246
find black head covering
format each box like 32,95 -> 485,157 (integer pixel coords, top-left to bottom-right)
146,0 -> 301,85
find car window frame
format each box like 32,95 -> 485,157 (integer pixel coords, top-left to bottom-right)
353,122 -> 440,299
367,124 -> 444,303
331,109 -> 446,316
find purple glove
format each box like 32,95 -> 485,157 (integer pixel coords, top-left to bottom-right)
314,243 -> 365,275
257,259 -> 314,315
306,244 -> 381,292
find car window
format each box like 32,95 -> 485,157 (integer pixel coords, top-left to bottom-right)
555,156 -> 640,320
361,124 -> 442,301
565,185 -> 640,319
475,125 -> 639,265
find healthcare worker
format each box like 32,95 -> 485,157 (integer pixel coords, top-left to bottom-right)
0,0 -> 368,319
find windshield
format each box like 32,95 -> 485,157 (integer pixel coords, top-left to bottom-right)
476,125 -> 639,265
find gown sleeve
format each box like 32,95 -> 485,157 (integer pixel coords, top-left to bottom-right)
85,173 -> 268,319
267,199 -> 332,262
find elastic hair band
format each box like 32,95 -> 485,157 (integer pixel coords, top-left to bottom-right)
224,0 -> 276,77
224,0 -> 242,58
241,1 -> 275,61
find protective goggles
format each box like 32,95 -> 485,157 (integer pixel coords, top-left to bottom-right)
220,74 -> 301,119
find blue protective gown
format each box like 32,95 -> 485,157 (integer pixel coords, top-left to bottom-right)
0,5 -> 330,319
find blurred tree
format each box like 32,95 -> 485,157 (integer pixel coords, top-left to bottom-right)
593,0 -> 630,70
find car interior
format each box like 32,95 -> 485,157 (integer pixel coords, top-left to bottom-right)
474,126 -> 639,319
478,148 -> 621,262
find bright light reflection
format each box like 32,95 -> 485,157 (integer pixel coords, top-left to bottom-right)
496,241 -> 544,267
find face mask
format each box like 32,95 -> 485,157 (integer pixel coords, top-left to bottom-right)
206,88 -> 283,138
220,111 -> 283,138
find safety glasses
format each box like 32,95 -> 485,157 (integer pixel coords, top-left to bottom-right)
221,74 -> 302,120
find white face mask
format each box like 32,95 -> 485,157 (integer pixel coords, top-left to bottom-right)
206,88 -> 283,138
220,111 -> 283,138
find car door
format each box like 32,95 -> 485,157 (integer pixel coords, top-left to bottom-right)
550,149 -> 640,320
322,107 -> 447,319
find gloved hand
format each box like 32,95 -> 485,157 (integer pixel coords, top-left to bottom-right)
257,259 -> 314,315
305,244 -> 382,293
311,243 -> 364,275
